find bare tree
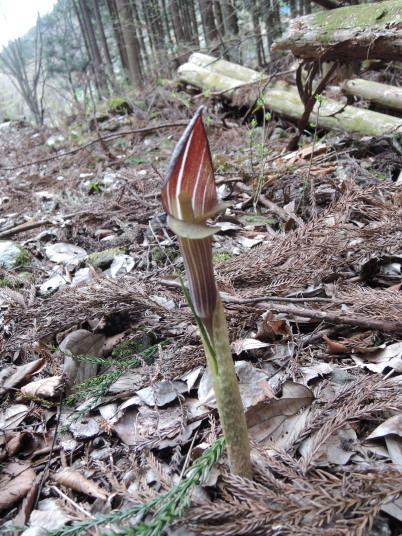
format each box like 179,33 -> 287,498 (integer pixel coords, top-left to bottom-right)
0,16 -> 45,124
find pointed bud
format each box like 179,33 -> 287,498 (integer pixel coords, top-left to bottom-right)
161,107 -> 224,324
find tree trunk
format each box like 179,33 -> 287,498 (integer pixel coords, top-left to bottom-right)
264,0 -> 282,53
221,1 -> 240,61
78,0 -> 108,92
131,2 -> 147,69
170,0 -> 186,45
185,0 -> 200,46
272,0 -> 402,62
115,0 -> 143,89
245,0 -> 265,67
1,35 -> 44,125
73,0 -> 101,93
105,0 -> 129,78
90,0 -> 115,81
199,0 -> 219,46
160,0 -> 175,52
179,0 -> 198,45
177,53 -> 402,137
213,1 -> 225,37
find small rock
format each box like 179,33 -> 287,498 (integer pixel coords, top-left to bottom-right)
87,248 -> 123,269
45,134 -> 65,147
0,241 -> 30,269
270,127 -> 290,140
107,96 -> 133,115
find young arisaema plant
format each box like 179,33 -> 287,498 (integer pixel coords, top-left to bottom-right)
162,106 -> 252,479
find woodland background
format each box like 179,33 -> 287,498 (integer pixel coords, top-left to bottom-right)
0,0 -> 326,125
1,1 -> 402,536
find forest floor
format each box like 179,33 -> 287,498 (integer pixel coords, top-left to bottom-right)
1,83 -> 402,536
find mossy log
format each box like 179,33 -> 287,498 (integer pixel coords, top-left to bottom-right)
178,54 -> 402,136
271,0 -> 402,62
344,79 -> 402,112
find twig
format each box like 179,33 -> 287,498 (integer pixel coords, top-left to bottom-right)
51,485 -> 95,519
261,302 -> 402,333
0,219 -> 51,238
235,182 -> 301,225
159,279 -> 334,303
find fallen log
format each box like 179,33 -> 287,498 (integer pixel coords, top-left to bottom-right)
178,54 -> 402,136
343,79 -> 402,112
271,0 -> 402,62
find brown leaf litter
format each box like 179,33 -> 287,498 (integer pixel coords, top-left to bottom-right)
1,104 -> 402,535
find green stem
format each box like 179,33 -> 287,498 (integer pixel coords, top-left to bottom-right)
200,296 -> 252,479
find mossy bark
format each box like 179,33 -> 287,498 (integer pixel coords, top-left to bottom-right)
272,0 -> 402,61
344,79 -> 402,113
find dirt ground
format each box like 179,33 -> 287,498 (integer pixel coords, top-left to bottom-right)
1,91 -> 402,535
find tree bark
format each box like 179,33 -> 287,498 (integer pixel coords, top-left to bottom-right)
177,53 -> 402,137
199,0 -> 219,46
213,0 -> 225,37
264,0 -> 282,52
244,0 -> 265,67
115,0 -> 143,90
105,0 -> 129,77
221,0 -> 241,62
272,0 -> 402,62
310,0 -> 341,9
170,0 -> 186,45
78,0 -> 108,91
90,0 -> 115,80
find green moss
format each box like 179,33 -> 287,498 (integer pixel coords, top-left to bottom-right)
112,339 -> 143,359
241,215 -> 276,225
107,96 -> 133,115
213,154 -> 231,172
87,247 -> 124,268
15,245 -> 31,267
213,252 -> 235,263
369,169 -> 386,180
150,246 -> 179,265
313,1 -> 401,44
112,331 -> 159,358
0,278 -> 13,287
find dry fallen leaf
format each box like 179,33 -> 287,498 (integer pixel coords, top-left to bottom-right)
246,381 -> 314,448
299,423 -> 357,466
53,468 -> 108,500
45,242 -> 87,268
60,329 -> 106,392
352,342 -> 402,374
0,358 -> 46,396
21,375 -> 63,398
136,380 -> 188,407
0,405 -> 30,443
366,414 -> 402,468
198,361 -> 271,409
0,463 -> 36,511
300,362 -> 333,383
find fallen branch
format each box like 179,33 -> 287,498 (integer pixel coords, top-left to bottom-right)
344,78 -> 402,112
272,0 -> 402,62
178,54 -> 402,137
260,302 -> 402,333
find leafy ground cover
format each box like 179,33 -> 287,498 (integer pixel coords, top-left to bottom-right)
1,88 -> 402,535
